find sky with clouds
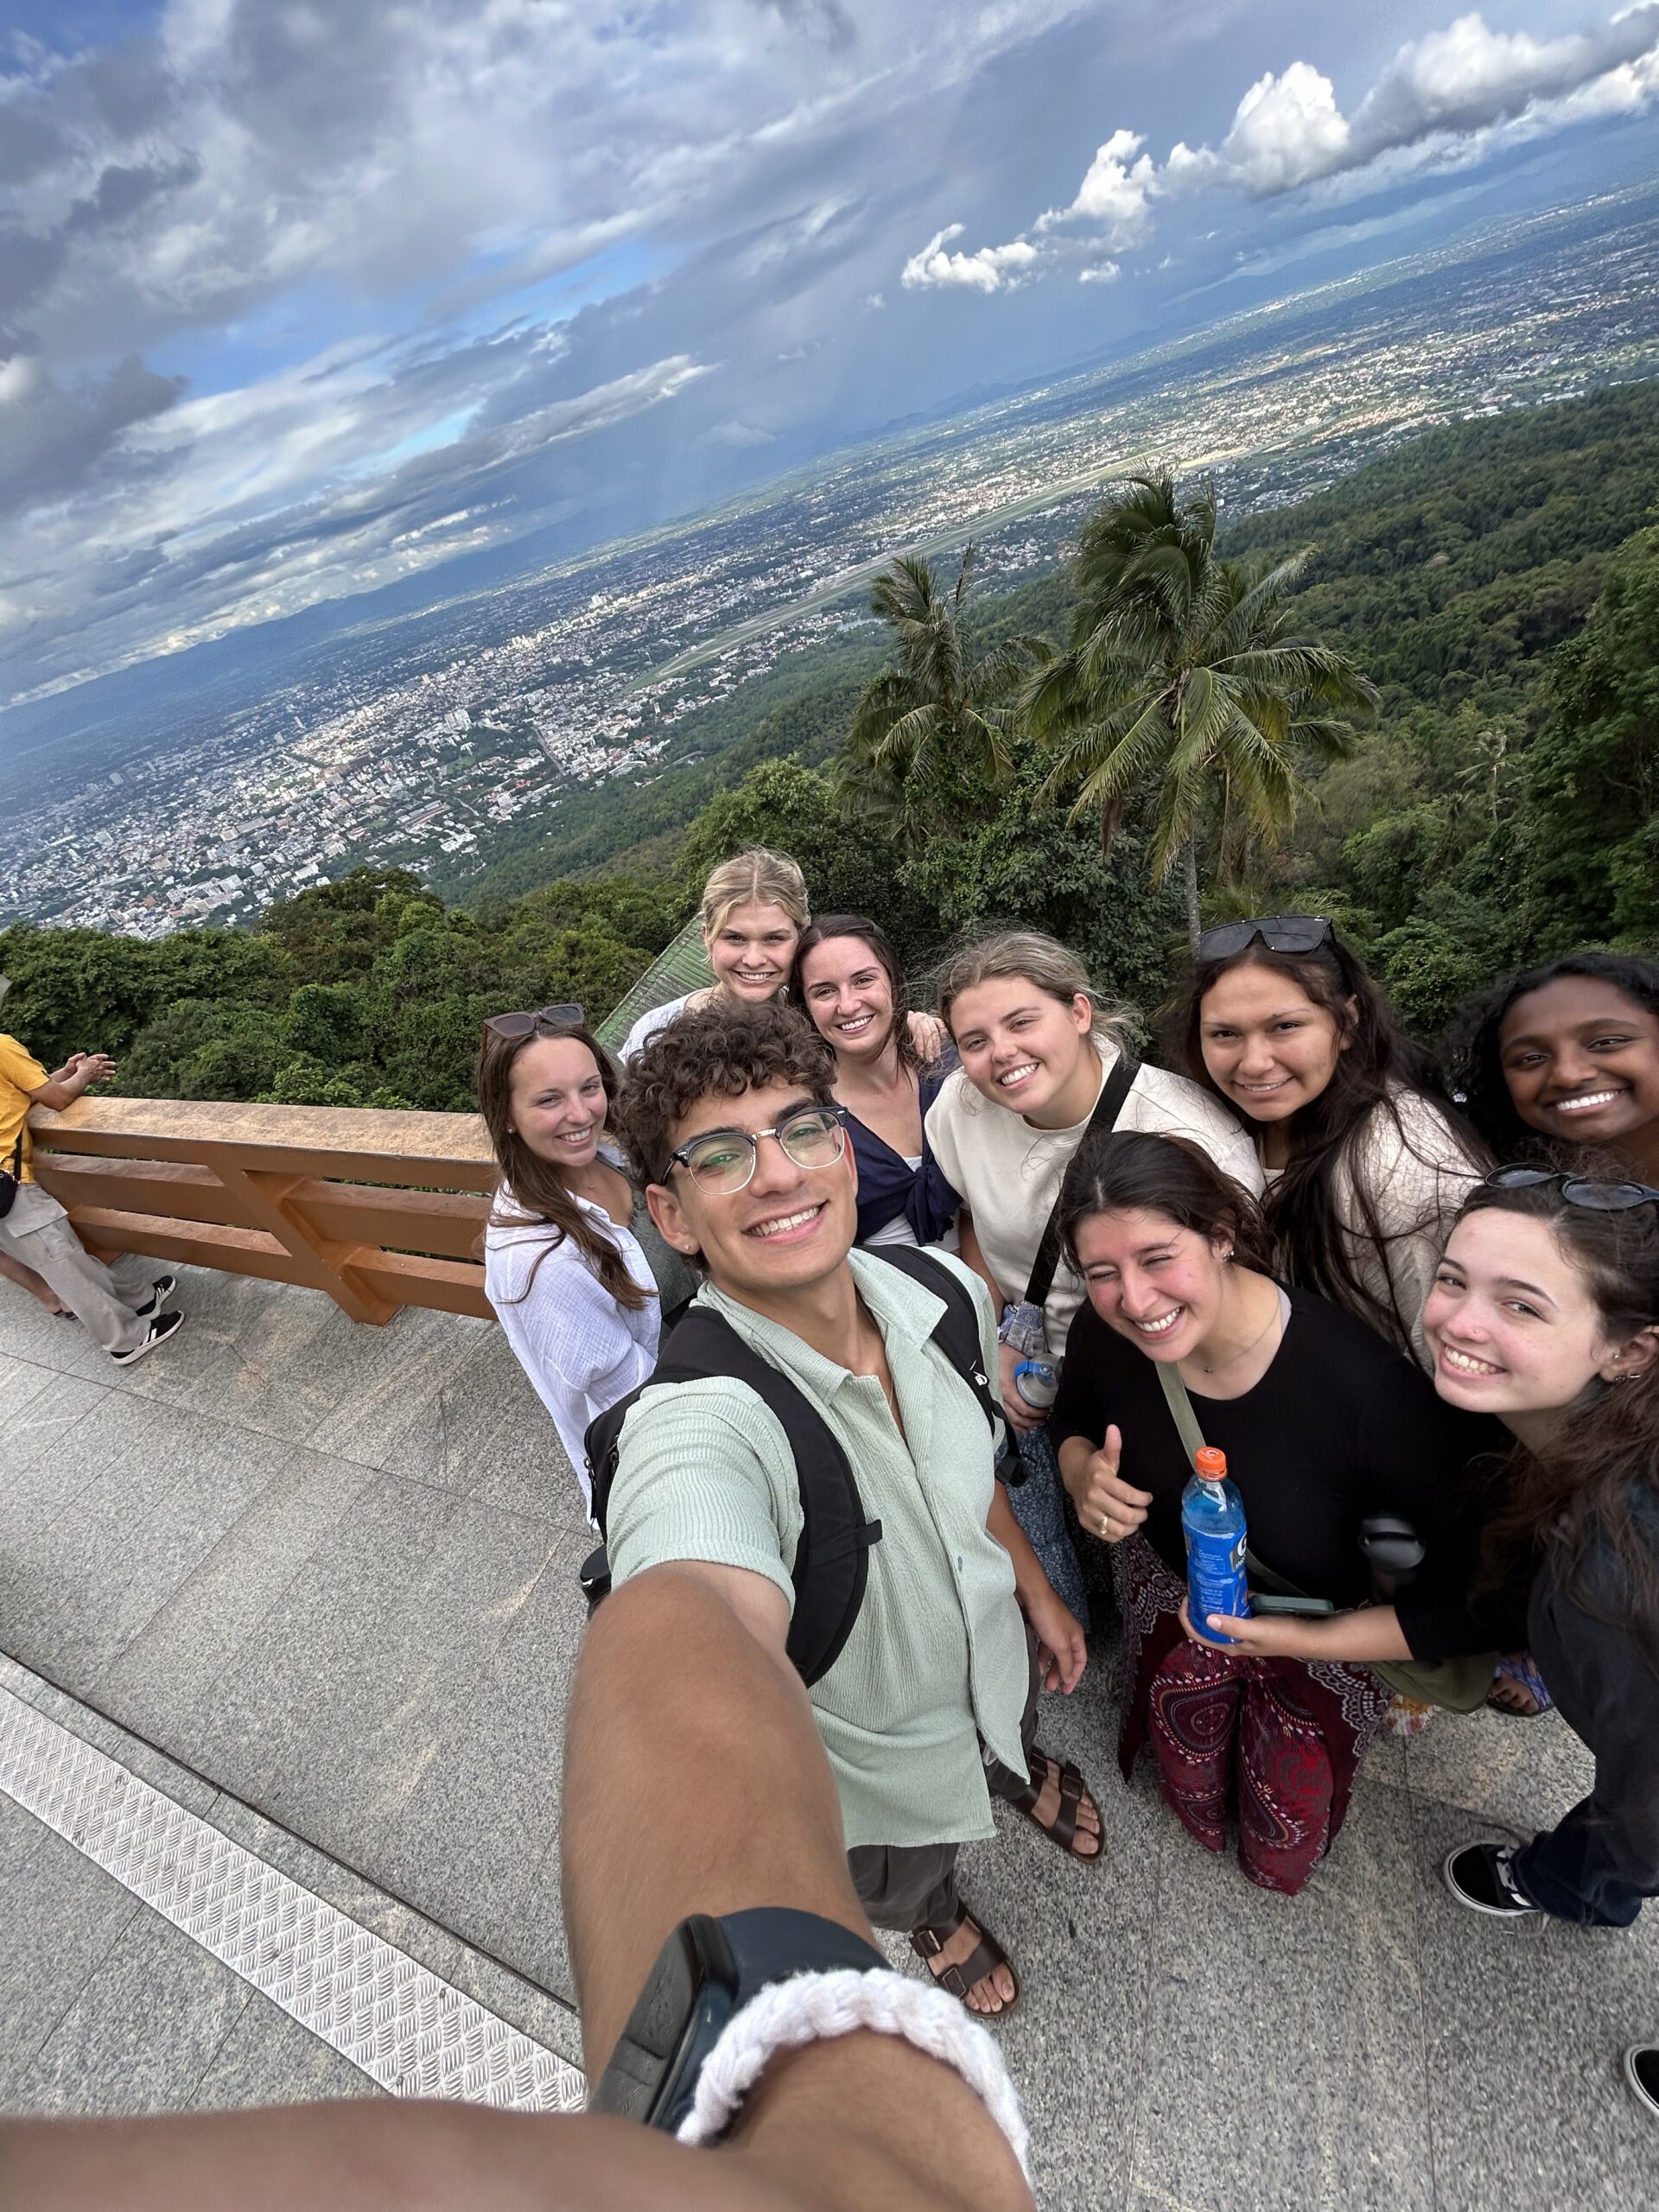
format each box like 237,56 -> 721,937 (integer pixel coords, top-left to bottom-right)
3,0 -> 1657,711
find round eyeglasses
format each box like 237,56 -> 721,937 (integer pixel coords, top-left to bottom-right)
1485,1165 -> 1659,1211
668,1105 -> 848,1194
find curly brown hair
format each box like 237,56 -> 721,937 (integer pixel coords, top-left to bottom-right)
612,999 -> 837,1188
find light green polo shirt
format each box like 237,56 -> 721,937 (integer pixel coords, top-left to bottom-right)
607,1248 -> 1031,1850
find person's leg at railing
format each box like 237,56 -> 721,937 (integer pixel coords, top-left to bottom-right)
0,1247 -> 72,1315
0,1563 -> 1033,2212
0,1185 -> 178,1361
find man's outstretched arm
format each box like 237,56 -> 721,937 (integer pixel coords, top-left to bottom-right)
0,1564 -> 1032,2212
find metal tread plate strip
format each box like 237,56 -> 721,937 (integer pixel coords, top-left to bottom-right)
0,1687 -> 586,2113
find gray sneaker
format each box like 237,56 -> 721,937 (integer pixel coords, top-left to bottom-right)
111,1309 -> 184,1365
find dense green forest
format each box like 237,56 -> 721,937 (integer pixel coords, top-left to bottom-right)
2,380 -> 1655,1111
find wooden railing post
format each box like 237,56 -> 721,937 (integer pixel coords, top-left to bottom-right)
208,1163 -> 399,1325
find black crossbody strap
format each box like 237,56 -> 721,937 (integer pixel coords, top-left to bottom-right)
863,1245 -> 1000,1433
1023,1051 -> 1141,1313
584,1254 -> 1001,1687
588,1308 -> 881,1688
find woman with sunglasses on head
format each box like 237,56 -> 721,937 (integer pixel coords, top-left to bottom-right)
1179,1164 -> 1659,1933
926,931 -> 1262,1618
477,1007 -> 698,1512
1049,1128 -> 1493,1896
1178,913 -> 1489,1368
1446,951 -> 1659,1184
790,915 -> 960,1250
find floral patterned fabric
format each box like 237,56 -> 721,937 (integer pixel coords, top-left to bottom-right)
1113,1533 -> 1389,1896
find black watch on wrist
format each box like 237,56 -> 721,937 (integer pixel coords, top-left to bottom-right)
590,1907 -> 888,2134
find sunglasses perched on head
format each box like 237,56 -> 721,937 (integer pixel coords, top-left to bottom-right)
485,1003 -> 584,1040
667,1105 -> 847,1194
1196,914 -> 1334,962
1484,1165 -> 1659,1212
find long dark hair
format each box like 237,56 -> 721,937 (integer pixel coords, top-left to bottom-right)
474,1017 -> 649,1312
790,913 -> 918,1071
1463,1179 -> 1659,1674
1444,951 -> 1659,1159
1057,1128 -> 1275,1281
1175,929 -> 1487,1349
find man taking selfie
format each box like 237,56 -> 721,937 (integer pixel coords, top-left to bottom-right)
601,1001 -> 1103,2018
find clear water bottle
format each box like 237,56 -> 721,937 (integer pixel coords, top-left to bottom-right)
1181,1445 -> 1250,1647
1012,1357 -> 1058,1410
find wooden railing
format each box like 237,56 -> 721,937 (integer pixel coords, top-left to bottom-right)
29,1097 -> 499,1325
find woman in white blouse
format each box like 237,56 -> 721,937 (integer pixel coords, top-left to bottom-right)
477,1008 -> 696,1512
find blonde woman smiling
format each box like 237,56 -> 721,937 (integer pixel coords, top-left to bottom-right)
925,931 -> 1261,1613
620,848 -> 810,1063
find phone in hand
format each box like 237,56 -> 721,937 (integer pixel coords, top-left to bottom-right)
1251,1592 -> 1338,1617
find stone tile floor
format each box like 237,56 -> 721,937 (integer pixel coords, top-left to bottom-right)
1,1267 -> 1656,2208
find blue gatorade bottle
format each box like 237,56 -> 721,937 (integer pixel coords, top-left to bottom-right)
1181,1445 -> 1250,1646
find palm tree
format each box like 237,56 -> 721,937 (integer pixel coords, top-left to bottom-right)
1025,473 -> 1379,953
836,543 -> 1046,834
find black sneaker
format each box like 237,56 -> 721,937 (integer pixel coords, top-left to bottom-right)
111,1308 -> 184,1366
1626,2045 -> 1659,2119
134,1274 -> 177,1319
1442,1840 -> 1541,1918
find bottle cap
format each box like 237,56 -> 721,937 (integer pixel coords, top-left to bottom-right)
1194,1446 -> 1228,1479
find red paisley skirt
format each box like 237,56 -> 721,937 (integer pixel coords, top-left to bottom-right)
1115,1535 -> 1389,1897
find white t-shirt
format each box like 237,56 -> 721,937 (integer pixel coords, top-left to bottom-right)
485,1170 -> 666,1509
925,1039 -> 1263,1349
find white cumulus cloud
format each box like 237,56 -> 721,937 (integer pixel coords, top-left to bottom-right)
1176,60 -> 1352,196
909,2 -> 1659,303
1167,4 -> 1659,199
1039,128 -> 1158,245
900,224 -> 1040,293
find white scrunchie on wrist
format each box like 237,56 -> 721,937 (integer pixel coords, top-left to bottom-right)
671,1964 -> 1031,2179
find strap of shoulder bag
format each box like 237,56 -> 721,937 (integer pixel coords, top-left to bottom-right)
1154,1358 -> 1300,1600
1154,1359 -> 1210,1469
1023,1050 -> 1141,1313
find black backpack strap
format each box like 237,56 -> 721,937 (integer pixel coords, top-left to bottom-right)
1023,1052 -> 1141,1315
866,1246 -> 1000,1433
583,1308 -> 882,1689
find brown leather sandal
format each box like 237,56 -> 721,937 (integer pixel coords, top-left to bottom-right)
1007,1745 -> 1103,1866
910,1905 -> 1020,2015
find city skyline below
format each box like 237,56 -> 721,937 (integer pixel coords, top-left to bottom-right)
3,1 -> 1658,728
8,188 -> 1656,941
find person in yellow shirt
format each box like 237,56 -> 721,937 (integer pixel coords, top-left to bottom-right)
0,1007 -> 183,1363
